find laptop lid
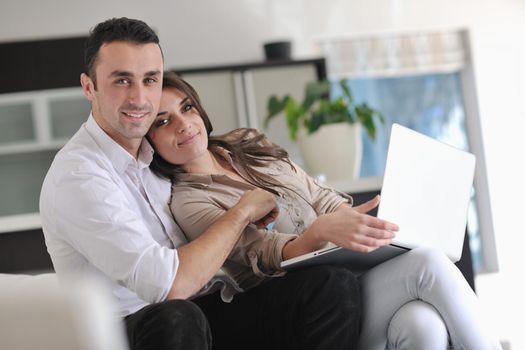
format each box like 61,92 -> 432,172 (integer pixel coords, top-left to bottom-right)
377,123 -> 476,262
281,123 -> 475,270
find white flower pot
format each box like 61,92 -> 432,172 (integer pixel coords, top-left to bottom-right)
298,123 -> 363,182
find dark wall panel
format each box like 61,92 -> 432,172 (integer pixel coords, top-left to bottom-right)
0,36 -> 86,94
0,229 -> 54,273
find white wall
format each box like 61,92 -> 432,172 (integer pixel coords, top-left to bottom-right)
0,0 -> 303,68
1,0 -> 523,347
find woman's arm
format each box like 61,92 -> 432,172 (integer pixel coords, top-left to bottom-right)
281,195 -> 399,260
166,188 -> 278,300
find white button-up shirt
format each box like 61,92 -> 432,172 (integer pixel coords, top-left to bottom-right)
40,115 -> 186,317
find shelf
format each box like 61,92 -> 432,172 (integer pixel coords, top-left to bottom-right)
327,176 -> 383,194
0,140 -> 67,156
0,213 -> 41,234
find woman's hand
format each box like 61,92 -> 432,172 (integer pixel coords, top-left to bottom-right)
321,195 -> 398,252
282,195 -> 398,260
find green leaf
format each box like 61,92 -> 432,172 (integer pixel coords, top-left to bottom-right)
339,80 -> 353,104
265,95 -> 292,128
355,103 -> 377,140
284,99 -> 304,141
265,79 -> 385,142
309,109 -> 325,134
305,80 -> 330,100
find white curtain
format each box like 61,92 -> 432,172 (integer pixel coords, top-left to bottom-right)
315,29 -> 468,79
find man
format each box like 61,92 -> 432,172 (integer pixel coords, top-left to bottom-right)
40,17 -> 361,350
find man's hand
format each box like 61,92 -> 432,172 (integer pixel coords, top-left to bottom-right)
234,188 -> 279,229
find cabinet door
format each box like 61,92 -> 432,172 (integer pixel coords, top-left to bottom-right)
48,95 -> 90,141
244,64 -> 318,167
180,71 -> 247,135
0,88 -> 89,219
0,101 -> 35,146
0,150 -> 56,216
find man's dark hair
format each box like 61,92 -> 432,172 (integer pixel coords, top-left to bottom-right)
84,17 -> 162,88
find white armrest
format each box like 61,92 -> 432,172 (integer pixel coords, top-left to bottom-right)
0,273 -> 128,350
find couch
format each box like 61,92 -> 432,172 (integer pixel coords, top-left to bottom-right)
0,273 -> 128,350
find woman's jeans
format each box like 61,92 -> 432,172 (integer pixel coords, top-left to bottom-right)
358,247 -> 502,350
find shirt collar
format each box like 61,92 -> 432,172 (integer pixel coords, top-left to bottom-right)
177,172 -> 214,186
176,146 -> 241,187
85,114 -> 154,173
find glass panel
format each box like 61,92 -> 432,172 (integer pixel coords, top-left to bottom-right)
332,72 -> 483,271
49,97 -> 91,140
181,72 -> 240,135
0,102 -> 35,144
0,150 -> 57,216
250,65 -> 318,168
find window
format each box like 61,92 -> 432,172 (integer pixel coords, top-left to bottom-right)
318,29 -> 498,273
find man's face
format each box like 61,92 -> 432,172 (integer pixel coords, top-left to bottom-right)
81,41 -> 163,155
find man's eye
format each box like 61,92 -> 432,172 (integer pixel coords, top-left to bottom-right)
145,77 -> 157,84
116,79 -> 130,85
154,118 -> 169,127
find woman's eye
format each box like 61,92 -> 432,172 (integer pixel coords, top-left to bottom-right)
182,103 -> 193,112
154,118 -> 169,128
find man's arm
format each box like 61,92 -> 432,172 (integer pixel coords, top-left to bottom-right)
167,188 -> 278,300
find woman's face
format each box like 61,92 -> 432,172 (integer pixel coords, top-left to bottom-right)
148,88 -> 209,166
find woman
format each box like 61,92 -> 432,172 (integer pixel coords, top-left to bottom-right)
148,72 -> 501,350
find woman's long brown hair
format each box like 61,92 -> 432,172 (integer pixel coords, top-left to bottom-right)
148,71 -> 296,197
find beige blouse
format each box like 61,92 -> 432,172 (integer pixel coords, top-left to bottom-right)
170,133 -> 351,292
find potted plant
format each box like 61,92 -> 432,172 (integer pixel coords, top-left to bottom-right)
265,79 -> 384,182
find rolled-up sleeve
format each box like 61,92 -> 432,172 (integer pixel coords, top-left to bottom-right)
45,167 -> 178,304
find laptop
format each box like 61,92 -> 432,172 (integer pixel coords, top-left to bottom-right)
281,123 -> 476,271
